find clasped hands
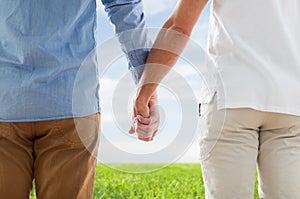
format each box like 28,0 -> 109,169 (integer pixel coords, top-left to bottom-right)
129,92 -> 160,142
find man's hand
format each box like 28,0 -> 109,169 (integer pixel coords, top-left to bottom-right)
129,92 -> 160,142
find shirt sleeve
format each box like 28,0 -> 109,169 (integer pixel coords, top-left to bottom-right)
101,0 -> 152,84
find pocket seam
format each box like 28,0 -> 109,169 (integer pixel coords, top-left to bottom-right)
0,122 -> 10,138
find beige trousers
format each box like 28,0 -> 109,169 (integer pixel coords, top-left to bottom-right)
199,95 -> 300,199
0,113 -> 100,199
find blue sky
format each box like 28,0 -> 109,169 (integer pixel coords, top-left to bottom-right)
96,1 -> 211,163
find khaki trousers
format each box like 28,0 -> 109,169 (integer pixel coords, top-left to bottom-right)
0,113 -> 100,199
199,95 -> 300,199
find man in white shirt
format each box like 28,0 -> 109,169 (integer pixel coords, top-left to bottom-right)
130,0 -> 300,198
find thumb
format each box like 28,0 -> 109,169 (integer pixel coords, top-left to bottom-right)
137,106 -> 150,118
128,127 -> 135,134
135,100 -> 150,118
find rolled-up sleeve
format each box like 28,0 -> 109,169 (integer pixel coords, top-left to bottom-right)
101,0 -> 152,83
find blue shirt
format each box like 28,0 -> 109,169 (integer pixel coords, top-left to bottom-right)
0,0 -> 150,122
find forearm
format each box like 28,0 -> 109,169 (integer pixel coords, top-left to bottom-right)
137,0 -> 207,101
101,0 -> 151,83
136,33 -> 186,103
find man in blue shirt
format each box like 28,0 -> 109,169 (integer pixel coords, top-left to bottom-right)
0,0 -> 157,198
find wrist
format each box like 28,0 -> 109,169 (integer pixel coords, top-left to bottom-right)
135,94 -> 150,105
137,83 -> 156,98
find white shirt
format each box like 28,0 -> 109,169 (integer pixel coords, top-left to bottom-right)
200,0 -> 300,116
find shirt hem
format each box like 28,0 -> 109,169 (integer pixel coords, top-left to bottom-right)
217,103 -> 300,117
0,111 -> 101,122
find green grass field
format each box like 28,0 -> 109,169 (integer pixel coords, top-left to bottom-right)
30,164 -> 259,199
